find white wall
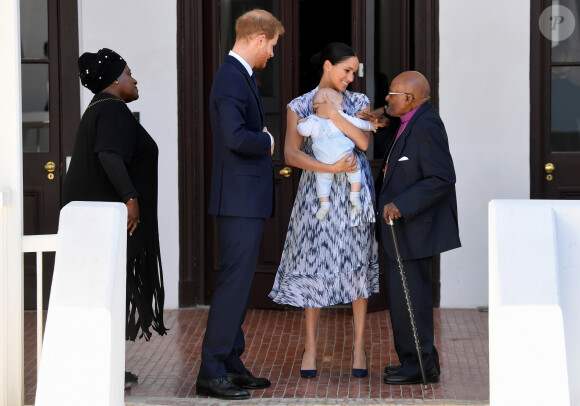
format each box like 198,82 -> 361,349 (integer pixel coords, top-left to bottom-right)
78,0 -> 179,309
438,1 -> 530,307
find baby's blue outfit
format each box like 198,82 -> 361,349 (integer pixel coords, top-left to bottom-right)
297,111 -> 373,198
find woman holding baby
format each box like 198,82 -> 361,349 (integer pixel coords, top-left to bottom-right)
269,42 -> 384,378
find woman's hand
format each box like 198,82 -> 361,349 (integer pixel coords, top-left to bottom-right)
315,98 -> 371,151
313,93 -> 338,120
126,197 -> 139,236
331,153 -> 358,174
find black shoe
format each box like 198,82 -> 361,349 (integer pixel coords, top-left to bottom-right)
227,371 -> 271,389
352,349 -> 368,378
384,364 -> 402,375
383,367 -> 439,385
300,349 -> 317,378
196,376 -> 250,400
125,371 -> 139,383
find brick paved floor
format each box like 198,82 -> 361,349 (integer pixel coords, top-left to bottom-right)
24,308 -> 489,405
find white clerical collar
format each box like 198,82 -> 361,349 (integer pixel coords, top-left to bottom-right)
228,50 -> 253,77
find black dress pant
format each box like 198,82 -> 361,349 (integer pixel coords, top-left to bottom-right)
386,256 -> 439,376
198,215 -> 265,379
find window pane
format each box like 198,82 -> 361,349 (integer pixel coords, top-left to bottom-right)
220,1 -> 281,159
21,64 -> 50,153
20,0 -> 48,59
551,0 -> 580,62
551,66 -> 580,151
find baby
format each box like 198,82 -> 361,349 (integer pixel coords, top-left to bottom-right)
298,88 -> 377,220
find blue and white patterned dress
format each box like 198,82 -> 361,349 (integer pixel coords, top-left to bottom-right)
269,88 -> 380,308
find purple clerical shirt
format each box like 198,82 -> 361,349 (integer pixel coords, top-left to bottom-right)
383,105 -> 421,179
395,105 -> 420,142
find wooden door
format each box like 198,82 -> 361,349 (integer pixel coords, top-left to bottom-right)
200,0 -> 299,309
190,0 -> 440,308
20,0 -> 80,310
532,0 -> 580,199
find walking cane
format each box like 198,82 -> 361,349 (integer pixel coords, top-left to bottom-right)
387,216 -> 429,389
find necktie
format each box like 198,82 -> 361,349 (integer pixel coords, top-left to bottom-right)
250,74 -> 265,116
251,74 -> 258,89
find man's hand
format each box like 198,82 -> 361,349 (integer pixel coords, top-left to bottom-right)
264,126 -> 274,156
356,111 -> 390,128
383,202 -> 402,223
126,197 -> 139,236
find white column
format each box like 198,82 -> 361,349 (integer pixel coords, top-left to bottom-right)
0,0 -> 24,406
35,202 -> 127,406
489,200 -> 580,405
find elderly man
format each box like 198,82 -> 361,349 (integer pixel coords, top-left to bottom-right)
376,71 -> 461,385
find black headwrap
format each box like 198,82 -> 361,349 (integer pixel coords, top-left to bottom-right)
78,48 -> 127,94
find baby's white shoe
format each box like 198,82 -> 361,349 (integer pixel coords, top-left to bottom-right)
350,192 -> 362,212
316,201 -> 331,220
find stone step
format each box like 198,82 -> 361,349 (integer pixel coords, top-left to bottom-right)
126,397 -> 490,406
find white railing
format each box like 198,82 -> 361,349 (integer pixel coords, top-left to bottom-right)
21,234 -> 58,379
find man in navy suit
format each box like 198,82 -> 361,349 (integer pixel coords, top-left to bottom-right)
196,9 -> 284,400
376,71 -> 461,385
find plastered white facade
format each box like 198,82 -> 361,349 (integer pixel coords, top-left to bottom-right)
77,0 -> 179,309
438,0 -> 530,307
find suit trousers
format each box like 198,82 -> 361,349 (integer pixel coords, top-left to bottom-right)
199,215 -> 265,379
386,256 -> 439,376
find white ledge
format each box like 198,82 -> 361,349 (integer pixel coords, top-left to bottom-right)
21,234 -> 58,253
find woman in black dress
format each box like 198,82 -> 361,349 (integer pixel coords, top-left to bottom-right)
64,48 -> 167,389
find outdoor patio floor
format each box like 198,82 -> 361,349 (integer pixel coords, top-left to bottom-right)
24,307 -> 489,405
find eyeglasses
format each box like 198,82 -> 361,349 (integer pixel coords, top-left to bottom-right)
387,91 -> 430,101
388,91 -> 415,100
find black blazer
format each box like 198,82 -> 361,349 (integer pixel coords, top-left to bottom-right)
208,55 -> 274,219
376,103 -> 461,260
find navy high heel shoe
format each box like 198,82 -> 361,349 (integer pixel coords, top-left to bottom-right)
300,349 -> 317,378
352,349 -> 368,378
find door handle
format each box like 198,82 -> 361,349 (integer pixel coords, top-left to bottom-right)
279,166 -> 292,177
44,161 -> 56,180
544,163 -> 555,181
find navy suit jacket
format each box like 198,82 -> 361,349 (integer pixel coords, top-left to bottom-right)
376,103 -> 461,260
208,55 -> 274,219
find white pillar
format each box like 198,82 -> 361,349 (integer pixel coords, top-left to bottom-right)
489,200 -> 580,405
35,202 -> 127,406
0,0 -> 24,405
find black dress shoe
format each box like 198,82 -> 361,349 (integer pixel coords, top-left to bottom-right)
352,349 -> 368,378
125,371 -> 139,383
196,376 -> 250,400
300,349 -> 317,378
227,371 -> 271,389
383,367 -> 439,385
384,364 -> 402,375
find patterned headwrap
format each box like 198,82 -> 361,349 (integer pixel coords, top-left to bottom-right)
78,48 -> 126,94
